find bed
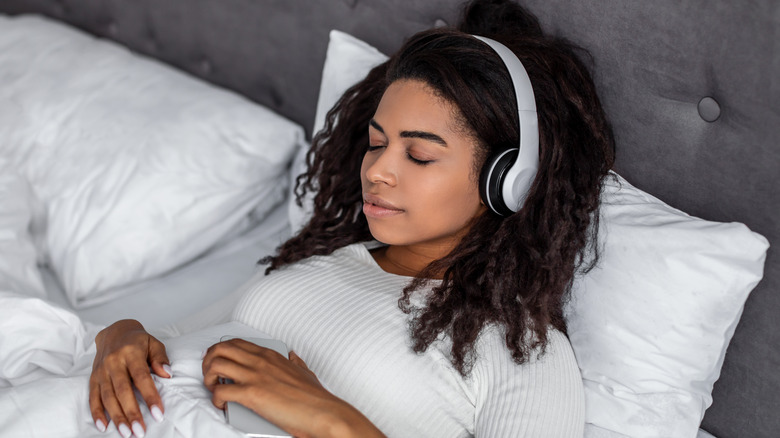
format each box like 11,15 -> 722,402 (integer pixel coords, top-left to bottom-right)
0,0 -> 776,437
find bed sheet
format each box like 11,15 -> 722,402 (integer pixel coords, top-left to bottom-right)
585,424 -> 716,438
0,296 -> 271,438
41,201 -> 291,331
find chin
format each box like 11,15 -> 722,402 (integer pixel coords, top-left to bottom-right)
366,224 -> 393,245
366,221 -> 408,246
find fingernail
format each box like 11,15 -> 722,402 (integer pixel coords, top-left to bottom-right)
131,421 -> 145,438
95,419 -> 106,433
151,405 -> 164,423
163,364 -> 173,377
200,349 -> 207,359
118,423 -> 132,438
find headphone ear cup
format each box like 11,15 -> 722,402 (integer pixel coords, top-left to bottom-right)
479,148 -> 518,217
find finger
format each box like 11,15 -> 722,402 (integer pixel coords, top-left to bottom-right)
203,356 -> 255,391
88,375 -> 109,433
99,381 -> 133,438
208,339 -> 260,359
148,339 -> 172,378
210,380 -> 251,410
109,369 -> 147,435
202,342 -> 252,378
220,338 -> 286,360
127,360 -> 164,423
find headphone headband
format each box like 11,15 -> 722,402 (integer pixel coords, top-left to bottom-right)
473,35 -> 540,215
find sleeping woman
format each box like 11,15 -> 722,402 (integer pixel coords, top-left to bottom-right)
88,0 -> 615,436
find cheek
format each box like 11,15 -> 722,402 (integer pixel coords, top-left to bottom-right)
412,171 -> 482,221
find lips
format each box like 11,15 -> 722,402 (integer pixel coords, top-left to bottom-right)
362,193 -> 404,218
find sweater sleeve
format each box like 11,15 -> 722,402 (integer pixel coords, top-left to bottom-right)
472,328 -> 585,437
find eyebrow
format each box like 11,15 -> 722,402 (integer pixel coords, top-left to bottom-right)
369,119 -> 448,146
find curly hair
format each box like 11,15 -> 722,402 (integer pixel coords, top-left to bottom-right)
262,0 -> 615,376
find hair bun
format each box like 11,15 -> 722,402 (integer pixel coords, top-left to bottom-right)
457,0 -> 544,39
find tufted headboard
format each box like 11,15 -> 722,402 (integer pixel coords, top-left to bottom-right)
0,0 -> 777,436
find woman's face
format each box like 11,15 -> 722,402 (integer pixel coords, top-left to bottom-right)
361,79 -> 486,253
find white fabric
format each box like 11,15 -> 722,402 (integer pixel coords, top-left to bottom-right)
287,30 -> 389,232
288,29 -> 769,437
0,293 -> 267,438
0,159 -> 46,298
0,14 -> 303,306
41,201 -> 291,331
566,173 -> 768,438
585,424 -> 718,438
232,243 -> 585,438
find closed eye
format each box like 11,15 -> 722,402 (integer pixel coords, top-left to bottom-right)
407,153 -> 433,165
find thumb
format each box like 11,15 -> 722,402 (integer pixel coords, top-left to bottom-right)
148,338 -> 172,378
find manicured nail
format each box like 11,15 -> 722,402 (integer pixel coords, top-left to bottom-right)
131,421 -> 145,438
151,405 -> 164,423
118,423 -> 132,438
163,364 -> 173,377
95,419 -> 107,432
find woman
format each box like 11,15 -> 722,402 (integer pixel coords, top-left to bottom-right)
89,0 -> 615,436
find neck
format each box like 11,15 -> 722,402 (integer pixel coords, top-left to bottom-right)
370,244 -> 453,278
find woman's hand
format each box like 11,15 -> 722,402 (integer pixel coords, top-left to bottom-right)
202,339 -> 385,438
89,319 -> 171,438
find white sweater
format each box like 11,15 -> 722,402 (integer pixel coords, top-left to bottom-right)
232,243 -> 584,437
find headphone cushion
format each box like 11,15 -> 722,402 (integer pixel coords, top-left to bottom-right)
479,148 -> 518,217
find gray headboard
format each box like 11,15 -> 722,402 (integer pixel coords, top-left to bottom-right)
1,0 -> 777,436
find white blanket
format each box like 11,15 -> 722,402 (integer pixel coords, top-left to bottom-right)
0,293 -> 268,438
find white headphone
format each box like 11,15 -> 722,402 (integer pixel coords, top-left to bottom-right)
473,35 -> 539,217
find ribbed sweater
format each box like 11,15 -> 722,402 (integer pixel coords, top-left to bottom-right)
232,243 -> 584,437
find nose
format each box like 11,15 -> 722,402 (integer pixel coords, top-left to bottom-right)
363,147 -> 397,187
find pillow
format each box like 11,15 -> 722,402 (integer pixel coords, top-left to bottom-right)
0,159 -> 46,299
567,173 -> 768,437
301,30 -> 770,437
0,15 -> 303,306
287,30 -> 389,232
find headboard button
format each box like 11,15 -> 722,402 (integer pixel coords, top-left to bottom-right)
698,96 -> 721,122
52,0 -> 66,16
200,59 -> 213,75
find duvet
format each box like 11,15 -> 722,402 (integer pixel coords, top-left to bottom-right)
0,292 -> 265,438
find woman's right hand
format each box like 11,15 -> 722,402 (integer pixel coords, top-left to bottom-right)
89,319 -> 171,438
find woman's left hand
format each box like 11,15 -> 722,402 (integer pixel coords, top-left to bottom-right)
202,338 -> 385,438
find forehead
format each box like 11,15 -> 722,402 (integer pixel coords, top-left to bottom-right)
373,79 -> 463,134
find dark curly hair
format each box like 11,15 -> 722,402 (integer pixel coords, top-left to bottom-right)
262,0 -> 615,375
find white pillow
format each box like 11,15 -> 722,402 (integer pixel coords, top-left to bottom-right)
287,30 -> 389,233
0,159 -> 46,298
0,15 -> 303,306
303,30 -> 770,437
567,173 -> 768,437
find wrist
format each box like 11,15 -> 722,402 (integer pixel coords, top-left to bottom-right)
318,402 -> 385,438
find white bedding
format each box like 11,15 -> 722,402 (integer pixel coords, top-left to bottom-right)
0,13 -> 303,308
42,201 -> 291,330
0,292 -> 270,437
0,199 -> 291,437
